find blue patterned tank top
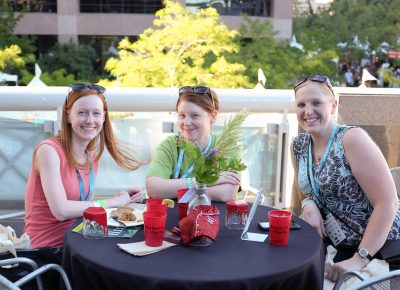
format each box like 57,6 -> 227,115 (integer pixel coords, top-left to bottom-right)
293,125 -> 400,246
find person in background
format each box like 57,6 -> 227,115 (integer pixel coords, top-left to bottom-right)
146,86 -> 240,202
25,84 -> 144,249
291,74 -> 400,282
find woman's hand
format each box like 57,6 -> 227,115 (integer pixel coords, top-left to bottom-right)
301,201 -> 326,239
108,188 -> 144,207
126,187 -> 145,203
216,171 -> 240,186
325,255 -> 369,282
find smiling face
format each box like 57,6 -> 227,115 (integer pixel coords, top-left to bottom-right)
177,100 -> 216,148
295,81 -> 337,136
68,94 -> 105,145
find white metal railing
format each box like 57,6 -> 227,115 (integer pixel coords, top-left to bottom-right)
0,86 -> 301,210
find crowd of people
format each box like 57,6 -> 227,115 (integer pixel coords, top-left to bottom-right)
17,77 -> 400,285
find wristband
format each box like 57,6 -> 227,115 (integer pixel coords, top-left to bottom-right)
186,177 -> 196,189
93,200 -> 106,208
301,198 -> 314,212
98,199 -> 107,208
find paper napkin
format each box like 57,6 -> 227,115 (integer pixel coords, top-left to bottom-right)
118,241 -> 177,256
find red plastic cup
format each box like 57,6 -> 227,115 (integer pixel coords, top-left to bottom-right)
82,207 -> 108,239
177,189 -> 189,220
146,198 -> 163,210
147,203 -> 168,214
268,210 -> 292,246
143,210 -> 167,247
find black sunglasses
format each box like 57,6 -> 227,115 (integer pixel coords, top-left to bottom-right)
178,86 -> 215,108
69,83 -> 106,94
294,74 -> 335,97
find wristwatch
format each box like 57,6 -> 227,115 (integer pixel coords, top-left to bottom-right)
357,248 -> 373,261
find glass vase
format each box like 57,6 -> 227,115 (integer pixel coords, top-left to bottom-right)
187,182 -> 212,246
187,182 -> 211,214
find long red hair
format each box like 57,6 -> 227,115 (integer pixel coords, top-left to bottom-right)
49,88 -> 142,171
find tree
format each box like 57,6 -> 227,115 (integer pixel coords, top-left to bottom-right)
294,0 -> 400,64
228,17 -> 338,88
101,0 -> 250,88
0,44 -> 24,70
0,1 -> 36,83
38,42 -> 99,83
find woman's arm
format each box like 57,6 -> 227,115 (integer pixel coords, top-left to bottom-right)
146,174 -> 239,202
146,176 -> 188,199
37,145 -> 134,221
327,128 -> 398,281
290,140 -> 326,238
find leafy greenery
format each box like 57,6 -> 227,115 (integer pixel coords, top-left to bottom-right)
294,0 -> 400,67
0,1 -> 36,83
177,109 -> 248,185
38,42 -> 99,82
101,0 -> 250,88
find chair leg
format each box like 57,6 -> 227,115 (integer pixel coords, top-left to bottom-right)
15,264 -> 72,290
0,257 -> 44,290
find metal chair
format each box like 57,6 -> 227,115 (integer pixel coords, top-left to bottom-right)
390,167 -> 400,199
333,269 -> 400,290
0,257 -> 72,290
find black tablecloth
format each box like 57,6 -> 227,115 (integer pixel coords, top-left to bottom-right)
62,203 -> 324,290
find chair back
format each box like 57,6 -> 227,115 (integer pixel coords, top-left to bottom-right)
390,167 -> 400,199
348,269 -> 400,290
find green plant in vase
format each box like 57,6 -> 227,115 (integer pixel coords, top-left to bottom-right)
177,108 -> 249,210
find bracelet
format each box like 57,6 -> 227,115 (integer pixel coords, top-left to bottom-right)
186,177 -> 196,189
93,200 -> 106,208
98,200 -> 107,208
301,198 -> 314,212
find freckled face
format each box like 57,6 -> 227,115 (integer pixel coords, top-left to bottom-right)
295,81 -> 337,135
177,101 -> 216,148
68,95 -> 105,144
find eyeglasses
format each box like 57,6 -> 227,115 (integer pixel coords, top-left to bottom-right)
178,86 -> 215,108
294,74 -> 335,97
69,83 -> 106,94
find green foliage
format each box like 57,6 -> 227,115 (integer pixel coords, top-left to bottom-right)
228,17 -> 339,88
294,0 -> 400,64
0,44 -> 24,70
101,0 -> 250,88
38,42 -> 99,83
40,68 -> 77,86
177,109 -> 248,185
0,1 -> 36,82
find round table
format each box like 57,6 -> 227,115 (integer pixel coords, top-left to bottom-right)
62,203 -> 324,290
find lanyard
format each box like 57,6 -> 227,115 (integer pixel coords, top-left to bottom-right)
308,123 -> 338,198
174,134 -> 212,179
77,165 -> 95,201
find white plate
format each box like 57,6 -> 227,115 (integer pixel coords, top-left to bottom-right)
106,207 -> 144,227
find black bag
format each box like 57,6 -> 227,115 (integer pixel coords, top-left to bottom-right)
0,247 -> 63,290
378,239 -> 400,270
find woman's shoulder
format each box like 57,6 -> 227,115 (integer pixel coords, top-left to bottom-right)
293,133 -> 310,155
37,138 -> 63,156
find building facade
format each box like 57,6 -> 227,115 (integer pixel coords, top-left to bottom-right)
12,0 -> 293,45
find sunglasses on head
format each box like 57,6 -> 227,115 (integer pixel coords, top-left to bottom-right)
69,83 -> 106,94
294,74 -> 335,97
178,86 -> 215,108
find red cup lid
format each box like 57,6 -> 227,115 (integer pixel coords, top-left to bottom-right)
226,200 -> 248,213
83,207 -> 107,229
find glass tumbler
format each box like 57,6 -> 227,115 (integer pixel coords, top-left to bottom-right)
83,207 -> 108,239
225,200 -> 248,230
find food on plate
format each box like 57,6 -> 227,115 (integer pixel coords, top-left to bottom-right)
110,206 -> 136,221
119,211 -> 137,222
